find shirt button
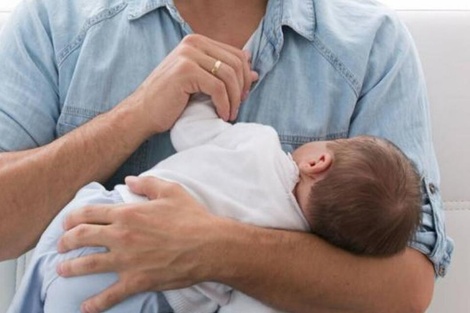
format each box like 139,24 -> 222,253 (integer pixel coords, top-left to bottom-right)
429,183 -> 437,194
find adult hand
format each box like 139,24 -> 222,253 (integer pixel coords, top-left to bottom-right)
128,34 -> 258,135
57,176 -> 224,313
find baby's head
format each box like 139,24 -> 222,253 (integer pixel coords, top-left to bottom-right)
292,135 -> 421,256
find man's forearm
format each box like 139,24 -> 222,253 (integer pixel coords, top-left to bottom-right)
206,219 -> 435,313
0,97 -> 150,261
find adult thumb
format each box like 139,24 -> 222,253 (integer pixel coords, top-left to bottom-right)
125,176 -> 176,200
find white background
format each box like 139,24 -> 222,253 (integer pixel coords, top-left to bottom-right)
1,0 -> 470,11
0,0 -> 20,11
380,0 -> 470,10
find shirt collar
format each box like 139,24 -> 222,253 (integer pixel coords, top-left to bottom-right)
272,0 -> 315,42
126,0 -> 315,42
127,0 -> 170,20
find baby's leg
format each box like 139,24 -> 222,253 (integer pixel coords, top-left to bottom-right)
8,182 -> 173,313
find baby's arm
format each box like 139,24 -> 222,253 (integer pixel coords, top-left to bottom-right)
170,94 -> 231,152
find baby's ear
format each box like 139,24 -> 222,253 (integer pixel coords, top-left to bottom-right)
300,152 -> 333,177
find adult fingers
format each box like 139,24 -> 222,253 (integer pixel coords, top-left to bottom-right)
125,176 -> 185,200
58,224 -> 112,253
198,58 -> 239,120
209,39 -> 254,98
203,42 -> 256,120
173,47 -> 230,120
57,252 -> 116,277
80,281 -> 133,313
180,35 -> 257,120
63,204 -> 116,230
182,35 -> 246,97
207,58 -> 243,120
188,44 -> 243,120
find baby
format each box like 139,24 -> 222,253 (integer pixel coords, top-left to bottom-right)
9,94 -> 422,313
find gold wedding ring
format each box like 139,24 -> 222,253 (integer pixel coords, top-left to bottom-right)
211,60 -> 222,76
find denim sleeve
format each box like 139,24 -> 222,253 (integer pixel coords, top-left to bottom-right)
0,0 -> 59,152
348,13 -> 453,277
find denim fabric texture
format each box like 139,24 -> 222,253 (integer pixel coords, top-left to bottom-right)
0,0 -> 453,279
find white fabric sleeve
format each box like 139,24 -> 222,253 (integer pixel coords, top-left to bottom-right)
170,94 -> 231,152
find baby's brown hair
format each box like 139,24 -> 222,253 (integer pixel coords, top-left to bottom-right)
305,136 -> 422,256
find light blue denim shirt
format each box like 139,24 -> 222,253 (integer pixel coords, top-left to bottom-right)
0,0 -> 453,277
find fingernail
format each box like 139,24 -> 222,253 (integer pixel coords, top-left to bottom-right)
230,107 -> 239,121
81,303 -> 91,313
125,176 -> 138,185
82,302 -> 98,313
243,50 -> 252,61
243,90 -> 250,100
